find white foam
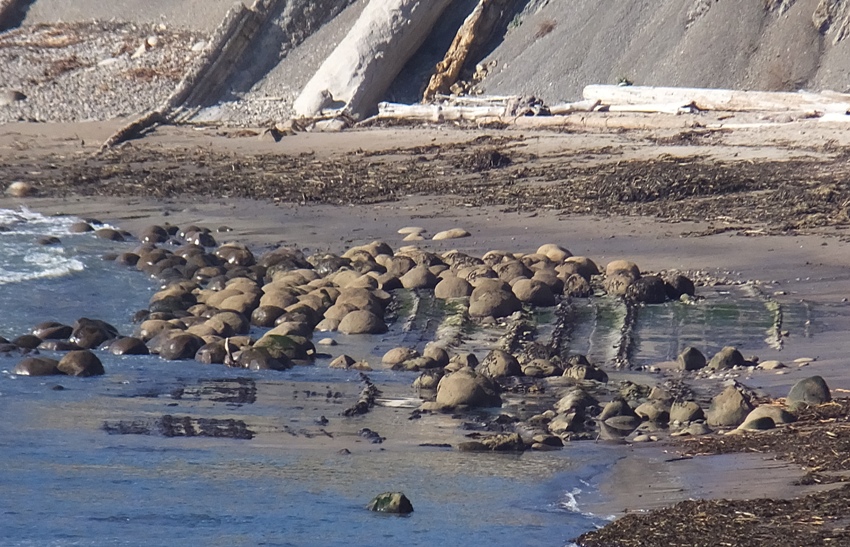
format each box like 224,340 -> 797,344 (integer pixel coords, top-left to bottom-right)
0,206 -> 83,236
0,246 -> 85,285
559,487 -> 583,513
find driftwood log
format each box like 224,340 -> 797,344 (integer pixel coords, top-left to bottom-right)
421,0 -> 513,102
293,0 -> 453,120
584,85 -> 850,114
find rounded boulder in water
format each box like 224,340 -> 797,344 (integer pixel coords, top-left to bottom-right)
58,350 -> 105,377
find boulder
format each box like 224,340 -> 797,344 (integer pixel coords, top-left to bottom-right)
677,346 -> 706,371
366,492 -> 413,514
706,385 -> 754,427
468,286 -> 522,318
338,310 -> 388,335
554,388 -> 598,414
512,278 -> 556,306
744,405 -> 796,425
626,275 -> 668,304
70,318 -> 118,349
635,401 -> 670,422
536,244 -> 572,262
422,343 -> 449,367
382,346 -> 419,365
665,274 -> 696,299
434,275 -> 473,299
603,270 -> 637,297
413,369 -> 444,390
195,342 -> 227,364
606,260 -> 640,278
707,346 -> 747,370
235,347 -> 291,371
435,367 -> 501,408
57,350 -> 105,377
159,334 -> 205,361
477,349 -> 522,379
598,397 -> 638,421
563,273 -> 593,298
563,362 -> 608,383
399,266 -> 438,289
669,401 -> 704,423
13,357 -> 61,376
106,337 -> 150,356
31,321 -> 73,340
787,376 -> 831,409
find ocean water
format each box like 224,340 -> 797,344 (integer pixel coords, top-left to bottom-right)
0,208 -> 609,547
0,207 -> 840,546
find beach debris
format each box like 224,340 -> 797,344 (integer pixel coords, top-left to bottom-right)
343,373 -> 381,416
366,492 -> 413,514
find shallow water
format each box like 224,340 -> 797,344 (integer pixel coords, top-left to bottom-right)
0,207 -> 846,546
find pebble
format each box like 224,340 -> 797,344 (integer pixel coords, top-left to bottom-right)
758,360 -> 785,370
317,338 -> 337,346
397,226 -> 425,235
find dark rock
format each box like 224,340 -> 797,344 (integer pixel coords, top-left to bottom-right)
738,416 -> 776,430
707,346 -> 747,370
32,321 -> 73,340
159,334 -> 205,361
251,305 -> 285,327
366,492 -> 413,514
195,341 -> 227,364
70,318 -> 118,349
665,274 -> 696,299
14,357 -> 61,376
512,278 -> 556,306
95,228 -> 125,242
626,275 -> 668,304
598,397 -> 638,421
12,334 -> 42,349
235,347 -> 292,371
38,340 -> 79,351
58,350 -> 105,377
677,346 -> 707,371
106,337 -> 149,356
787,376 -> 831,409
563,362 -> 608,382
563,273 -> 593,297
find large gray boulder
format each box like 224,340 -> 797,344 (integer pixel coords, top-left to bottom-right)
677,346 -> 707,371
706,385 -> 754,427
435,367 -> 501,408
707,346 -> 747,370
338,310 -> 388,334
669,400 -> 704,423
787,376 -> 831,409
477,349 -> 522,379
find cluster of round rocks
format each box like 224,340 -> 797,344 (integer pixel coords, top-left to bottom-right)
3,220 -> 695,382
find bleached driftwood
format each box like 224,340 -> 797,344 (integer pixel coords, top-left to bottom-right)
605,102 -> 698,114
370,95 -> 546,123
548,100 -> 600,115
584,85 -> 850,114
293,0 -> 453,120
422,0 -> 512,101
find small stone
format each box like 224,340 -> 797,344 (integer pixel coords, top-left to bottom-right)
317,338 -> 337,346
397,226 -> 425,235
758,360 -> 786,370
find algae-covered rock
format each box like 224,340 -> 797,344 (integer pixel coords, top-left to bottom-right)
366,492 -> 413,514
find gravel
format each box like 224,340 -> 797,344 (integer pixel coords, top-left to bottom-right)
0,21 -> 203,123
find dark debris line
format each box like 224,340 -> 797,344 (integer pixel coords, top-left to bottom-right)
5,141 -> 850,232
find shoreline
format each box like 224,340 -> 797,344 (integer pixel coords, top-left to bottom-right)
4,121 -> 850,544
